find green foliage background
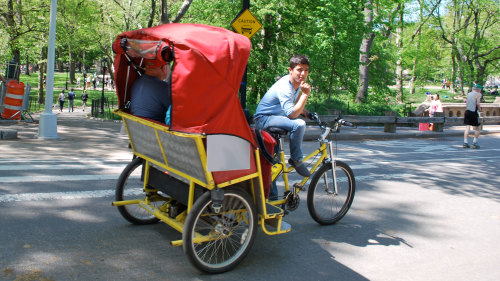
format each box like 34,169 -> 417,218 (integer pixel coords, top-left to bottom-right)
1,0 -> 499,116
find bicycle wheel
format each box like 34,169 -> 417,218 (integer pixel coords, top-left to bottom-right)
183,188 -> 258,273
307,160 -> 355,225
115,157 -> 160,225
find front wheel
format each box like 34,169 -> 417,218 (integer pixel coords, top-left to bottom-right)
183,188 -> 258,273
307,160 -> 355,225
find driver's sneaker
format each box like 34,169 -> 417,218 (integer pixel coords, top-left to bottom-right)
471,142 -> 480,149
288,159 -> 311,177
463,143 -> 470,148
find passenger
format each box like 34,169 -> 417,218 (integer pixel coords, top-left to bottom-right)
254,54 -> 312,181
130,59 -> 171,123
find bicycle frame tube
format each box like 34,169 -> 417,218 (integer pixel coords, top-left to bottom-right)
270,142 -> 329,202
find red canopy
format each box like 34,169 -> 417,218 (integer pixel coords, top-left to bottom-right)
112,23 -> 255,147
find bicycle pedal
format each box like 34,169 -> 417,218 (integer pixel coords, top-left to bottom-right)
293,182 -> 305,191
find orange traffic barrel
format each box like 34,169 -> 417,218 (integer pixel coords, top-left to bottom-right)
1,80 -> 25,120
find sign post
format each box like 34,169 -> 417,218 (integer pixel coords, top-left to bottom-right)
231,1 -> 262,114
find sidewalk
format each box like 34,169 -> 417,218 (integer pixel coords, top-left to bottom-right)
303,123 -> 500,141
0,108 -> 130,160
1,108 -> 500,158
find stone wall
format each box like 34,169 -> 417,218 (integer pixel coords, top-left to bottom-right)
443,103 -> 500,117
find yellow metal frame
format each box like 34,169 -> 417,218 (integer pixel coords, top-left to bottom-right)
112,109 -> 335,240
268,142 -> 329,207
113,109 -> 288,245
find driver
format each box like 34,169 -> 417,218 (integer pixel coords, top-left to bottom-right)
130,59 -> 171,123
254,54 -> 312,181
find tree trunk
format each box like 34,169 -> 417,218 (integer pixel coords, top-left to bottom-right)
395,3 -> 404,103
69,45 -> 75,84
455,51 -> 465,95
328,25 -> 337,105
409,1 -> 424,96
172,0 -> 193,23
467,59 -> 475,93
409,36 -> 420,95
474,59 -> 486,87
37,47 -> 47,104
160,0 -> 170,24
450,49 -> 457,94
356,0 -> 375,103
148,0 -> 156,27
25,51 -> 30,76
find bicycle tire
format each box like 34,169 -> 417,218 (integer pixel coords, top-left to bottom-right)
307,160 -> 355,225
183,187 -> 257,273
115,157 -> 160,225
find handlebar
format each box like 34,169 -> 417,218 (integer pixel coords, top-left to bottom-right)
307,112 -> 355,141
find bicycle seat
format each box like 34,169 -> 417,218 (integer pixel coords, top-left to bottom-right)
265,127 -> 288,136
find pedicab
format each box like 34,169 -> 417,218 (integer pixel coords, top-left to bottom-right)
111,23 -> 355,274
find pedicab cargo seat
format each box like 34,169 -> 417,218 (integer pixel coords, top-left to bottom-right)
112,23 -> 260,186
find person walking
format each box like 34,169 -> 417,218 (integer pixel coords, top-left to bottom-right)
81,90 -> 88,111
67,88 -> 76,112
58,90 -> 66,112
463,84 -> 483,149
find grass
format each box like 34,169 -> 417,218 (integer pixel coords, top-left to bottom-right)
308,85 -> 497,117
19,72 -> 117,116
17,72 -> 497,119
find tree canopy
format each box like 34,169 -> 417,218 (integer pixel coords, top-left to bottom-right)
1,0 -> 499,111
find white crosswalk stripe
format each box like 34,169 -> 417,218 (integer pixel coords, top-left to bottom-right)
0,158 -> 140,203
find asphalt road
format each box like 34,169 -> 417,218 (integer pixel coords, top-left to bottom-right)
1,134 -> 499,281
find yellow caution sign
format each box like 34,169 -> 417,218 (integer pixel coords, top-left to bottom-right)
231,9 -> 262,39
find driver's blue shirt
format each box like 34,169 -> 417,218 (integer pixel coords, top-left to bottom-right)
254,75 -> 300,120
130,74 -> 171,123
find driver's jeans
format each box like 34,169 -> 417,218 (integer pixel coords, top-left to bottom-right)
254,115 -> 306,200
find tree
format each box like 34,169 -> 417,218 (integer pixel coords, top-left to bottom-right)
395,2 -> 404,103
436,0 -> 500,94
0,0 -> 48,78
356,0 -> 376,103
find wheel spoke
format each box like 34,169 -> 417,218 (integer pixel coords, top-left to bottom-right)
184,189 -> 257,273
307,161 -> 355,225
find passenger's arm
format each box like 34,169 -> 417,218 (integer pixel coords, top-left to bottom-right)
289,81 -> 311,119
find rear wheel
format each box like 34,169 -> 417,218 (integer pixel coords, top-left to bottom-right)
115,157 -> 160,225
183,188 -> 257,273
307,160 -> 355,225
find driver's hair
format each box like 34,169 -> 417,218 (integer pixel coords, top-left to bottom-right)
289,55 -> 310,69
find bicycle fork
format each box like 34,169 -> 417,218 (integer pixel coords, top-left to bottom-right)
325,140 -> 338,195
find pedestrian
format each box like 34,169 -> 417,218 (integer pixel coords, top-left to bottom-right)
67,88 -> 76,112
77,76 -> 81,87
253,55 -> 313,199
58,90 -> 66,112
488,85 -> 498,96
81,90 -> 88,111
463,84 -> 483,149
426,94 -> 443,130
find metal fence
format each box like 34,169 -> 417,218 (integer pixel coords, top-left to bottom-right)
90,97 -> 118,119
